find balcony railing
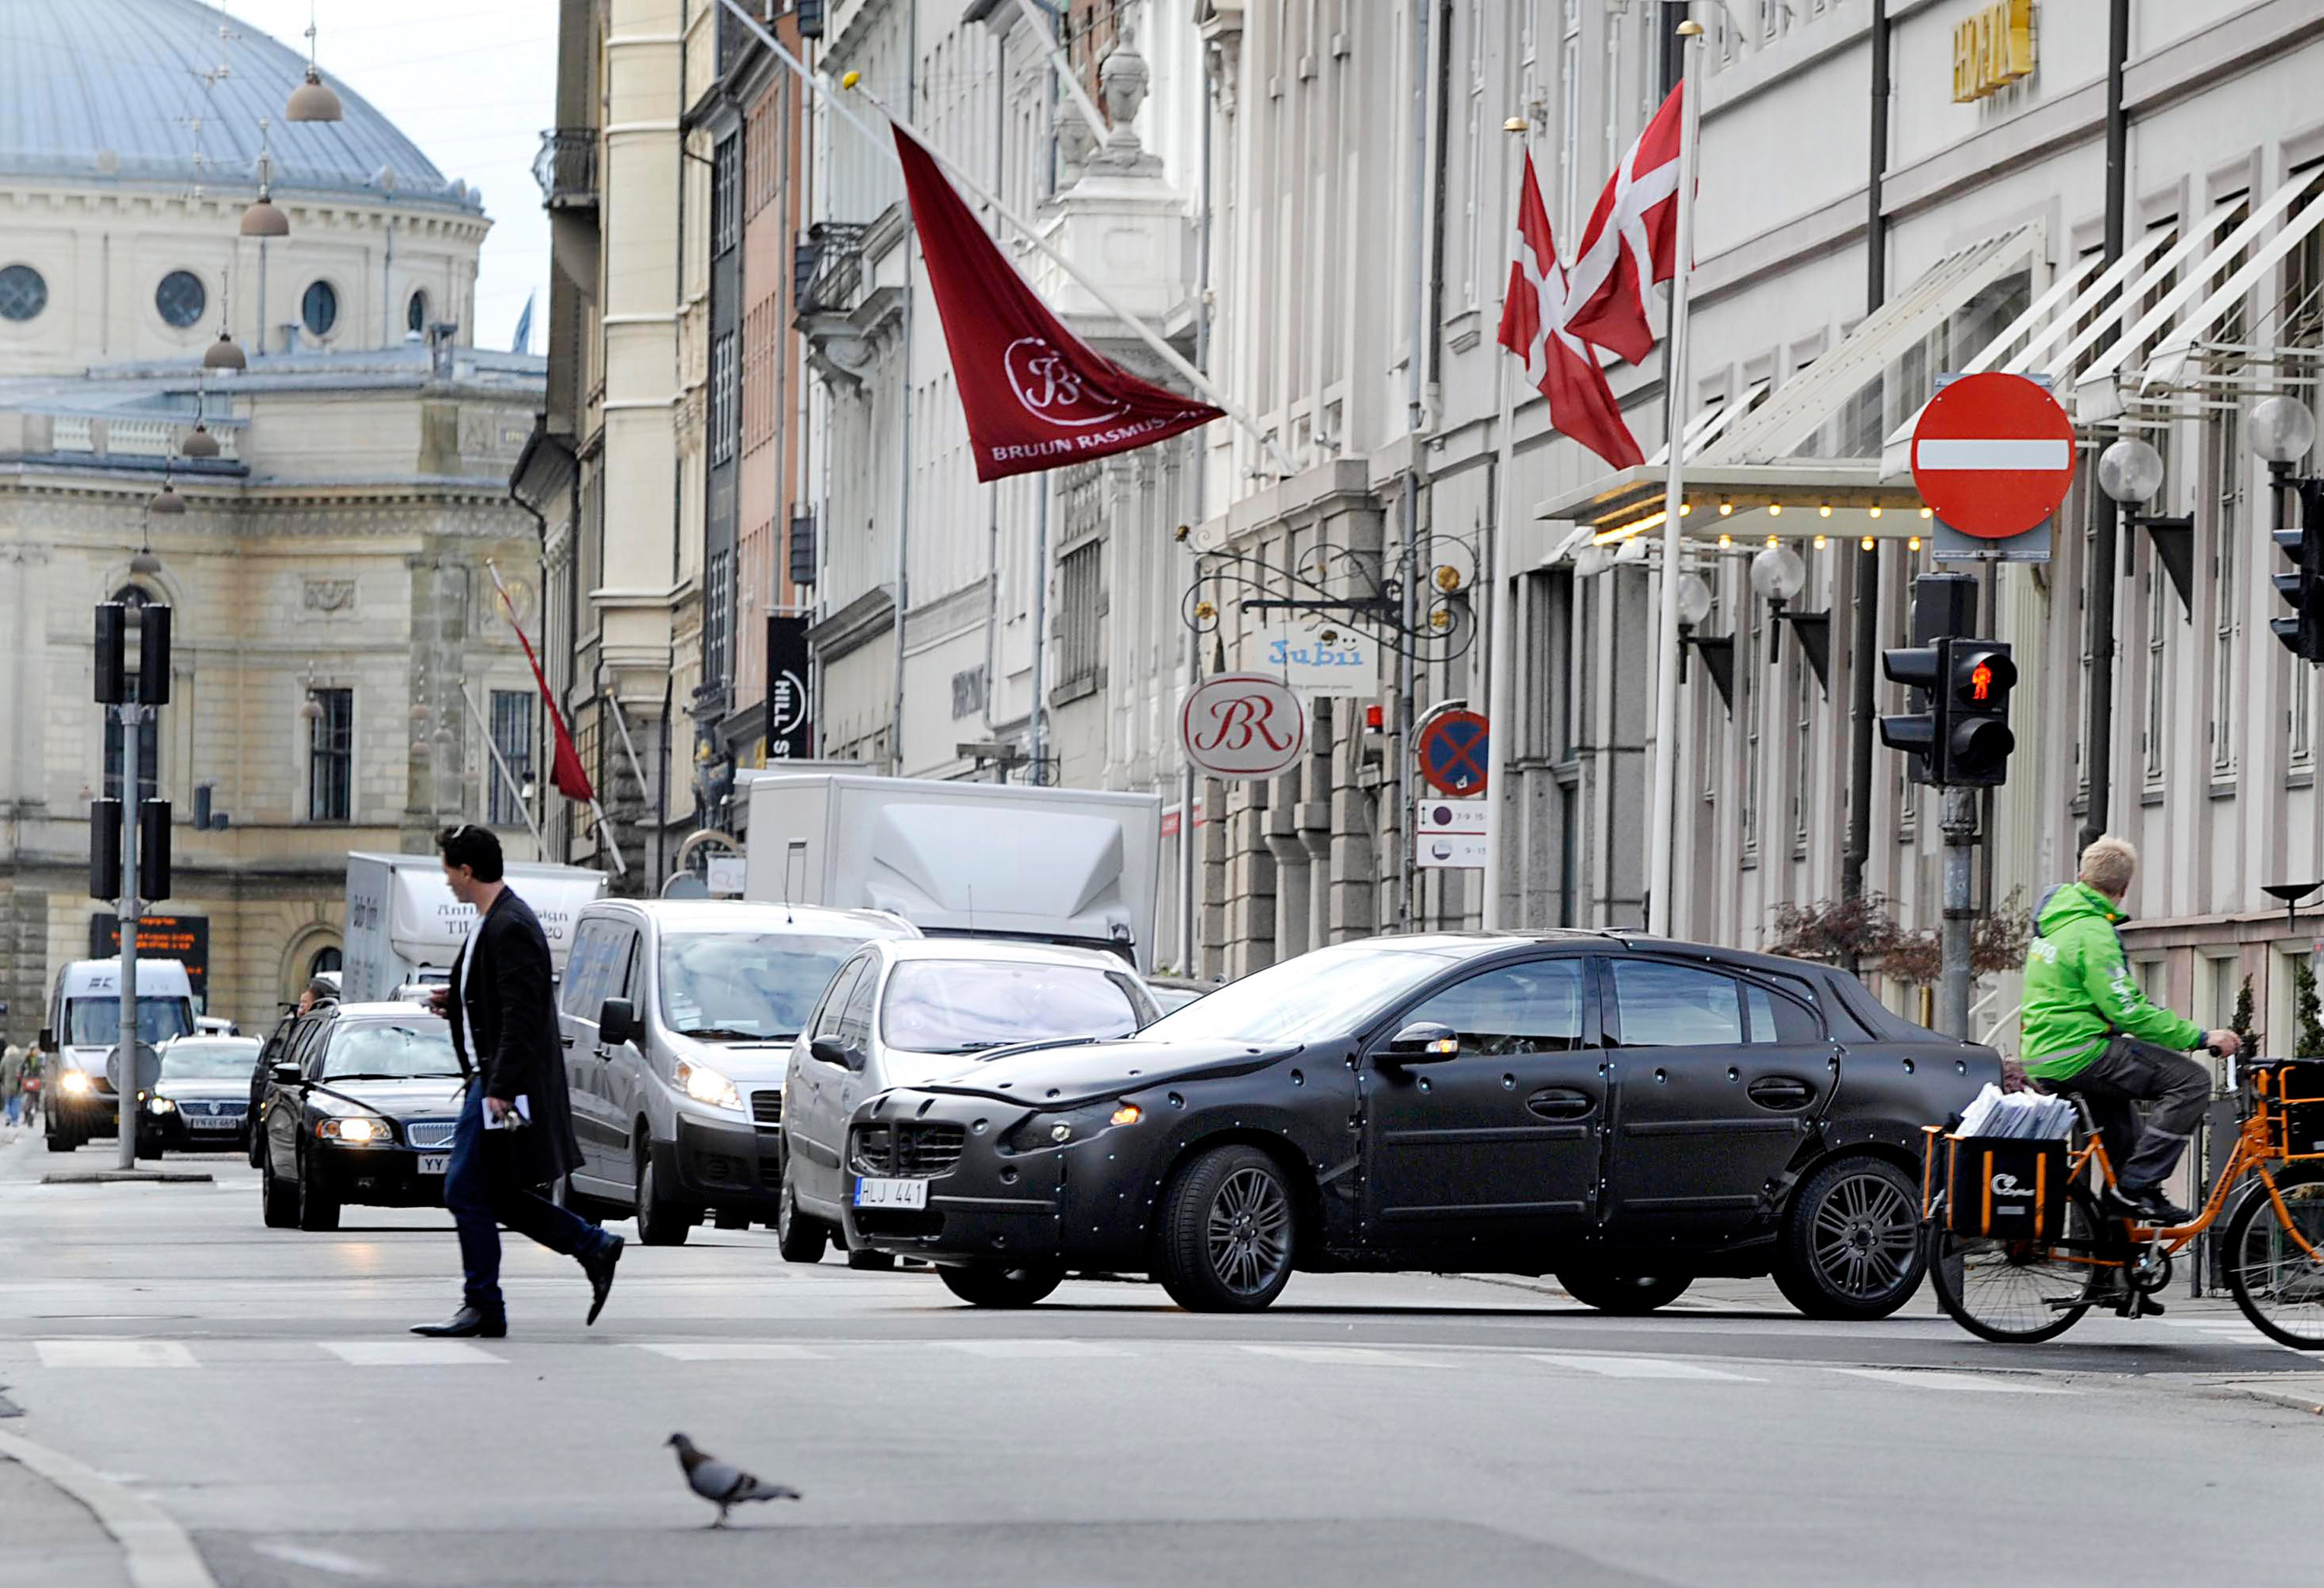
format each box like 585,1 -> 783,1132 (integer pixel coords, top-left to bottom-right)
533,129 -> 597,210
793,223 -> 868,317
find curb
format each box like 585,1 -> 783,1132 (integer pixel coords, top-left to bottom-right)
0,1428 -> 220,1588
40,1171 -> 215,1185
2216,1373 -> 2324,1414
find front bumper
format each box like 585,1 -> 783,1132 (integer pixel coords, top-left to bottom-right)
668,1104 -> 783,1209
311,1142 -> 449,1208
148,1102 -> 250,1149
49,1088 -> 122,1136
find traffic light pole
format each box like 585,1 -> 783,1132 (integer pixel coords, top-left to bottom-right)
1941,785 -> 1978,1040
115,703 -> 140,1171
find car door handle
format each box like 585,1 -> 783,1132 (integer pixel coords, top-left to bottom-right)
1526,1088 -> 1595,1121
1747,1076 -> 1816,1110
561,1036 -> 574,1049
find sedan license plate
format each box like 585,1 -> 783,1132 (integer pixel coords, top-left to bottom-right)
417,1153 -> 451,1177
854,1176 -> 928,1210
187,1114 -> 241,1130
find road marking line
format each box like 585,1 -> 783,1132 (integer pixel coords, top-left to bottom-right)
252,1541 -> 387,1578
319,1341 -> 504,1367
1833,1368 -> 2073,1395
1525,1353 -> 1764,1381
944,1339 -> 1136,1359
1239,1345 -> 1456,1368
34,1340 -> 197,1369
629,1342 -> 827,1361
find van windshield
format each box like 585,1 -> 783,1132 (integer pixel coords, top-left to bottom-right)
67,998 -> 194,1047
658,933 -> 868,1041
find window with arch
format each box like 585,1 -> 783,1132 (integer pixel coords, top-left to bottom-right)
156,270 -> 207,328
302,280 -> 339,338
102,584 -> 162,802
308,946 -> 342,979
0,263 -> 46,321
406,289 -> 428,336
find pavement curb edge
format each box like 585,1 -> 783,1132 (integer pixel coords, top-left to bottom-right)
0,1427 -> 221,1588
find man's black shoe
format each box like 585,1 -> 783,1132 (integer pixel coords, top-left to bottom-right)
2108,1184 -> 2194,1225
583,1234 -> 624,1326
411,1306 -> 507,1339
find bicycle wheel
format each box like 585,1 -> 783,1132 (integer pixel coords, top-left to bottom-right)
2224,1170 -> 2324,1350
1928,1184 -> 2116,1344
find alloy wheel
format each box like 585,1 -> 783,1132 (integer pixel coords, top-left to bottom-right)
1205,1165 -> 1292,1297
1810,1168 -> 1919,1301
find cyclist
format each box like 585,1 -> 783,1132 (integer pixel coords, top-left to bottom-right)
2020,835 -> 2239,1225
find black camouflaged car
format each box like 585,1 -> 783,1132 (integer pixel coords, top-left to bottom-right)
839,932 -> 1999,1315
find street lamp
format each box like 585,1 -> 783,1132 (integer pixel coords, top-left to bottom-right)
2250,396 -> 2318,469
2083,434 -> 2168,852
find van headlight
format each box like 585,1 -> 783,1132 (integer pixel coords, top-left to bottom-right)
676,1059 -> 741,1112
60,1071 -> 92,1095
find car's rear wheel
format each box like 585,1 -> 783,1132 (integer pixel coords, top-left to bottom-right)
634,1144 -> 695,1247
1157,1144 -> 1298,1312
294,1153 -> 341,1232
937,1262 -> 1063,1308
775,1164 -> 828,1264
1773,1156 -> 1924,1320
45,1129 -> 76,1153
1555,1270 -> 1693,1314
261,1157 -> 297,1229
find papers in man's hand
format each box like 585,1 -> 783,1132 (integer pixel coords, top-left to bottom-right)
480,1095 -> 532,1132
1956,1082 -> 2075,1139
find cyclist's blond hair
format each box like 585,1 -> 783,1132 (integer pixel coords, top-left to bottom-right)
2079,835 -> 2138,898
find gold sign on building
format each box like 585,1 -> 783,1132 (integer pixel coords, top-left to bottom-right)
1953,0 -> 2034,103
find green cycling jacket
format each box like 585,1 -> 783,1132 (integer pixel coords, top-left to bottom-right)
2019,881 -> 2202,1081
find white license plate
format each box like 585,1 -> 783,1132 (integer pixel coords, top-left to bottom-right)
417,1153 -> 451,1176
854,1176 -> 928,1210
187,1115 -> 241,1130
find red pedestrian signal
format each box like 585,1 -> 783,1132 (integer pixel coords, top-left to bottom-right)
1970,662 -> 1992,701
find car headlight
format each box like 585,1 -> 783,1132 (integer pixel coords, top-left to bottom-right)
676,1058 -> 741,1111
1004,1098 -> 1142,1154
60,1071 -> 92,1095
149,1096 -> 177,1114
319,1116 -> 389,1143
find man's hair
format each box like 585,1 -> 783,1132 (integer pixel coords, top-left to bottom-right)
2078,834 -> 2138,898
304,975 -> 337,1003
437,823 -> 505,883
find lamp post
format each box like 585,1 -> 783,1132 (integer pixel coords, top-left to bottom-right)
2089,434 -> 2164,853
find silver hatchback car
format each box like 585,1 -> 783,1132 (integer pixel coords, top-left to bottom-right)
777,937 -> 1158,1266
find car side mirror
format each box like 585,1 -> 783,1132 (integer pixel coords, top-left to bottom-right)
598,998 -> 637,1049
1382,1022 -> 1461,1064
810,1036 -> 858,1071
37,1027 -> 54,1052
270,1062 -> 303,1086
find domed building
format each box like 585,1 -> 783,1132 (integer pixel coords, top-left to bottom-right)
0,0 -> 552,1042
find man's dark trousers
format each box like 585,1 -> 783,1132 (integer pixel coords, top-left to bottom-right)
2043,1036 -> 2212,1193
442,1082 -> 611,1318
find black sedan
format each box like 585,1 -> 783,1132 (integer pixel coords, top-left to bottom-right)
841,932 -> 1998,1315
147,1036 -> 263,1153
258,1002 -> 467,1232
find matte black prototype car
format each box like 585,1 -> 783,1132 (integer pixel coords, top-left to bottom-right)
841,933 -> 1999,1315
257,1002 -> 467,1232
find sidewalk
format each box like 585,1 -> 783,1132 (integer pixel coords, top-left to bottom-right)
0,1449 -> 132,1588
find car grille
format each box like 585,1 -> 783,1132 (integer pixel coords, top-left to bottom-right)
851,1122 -> 966,1178
405,1119 -> 458,1150
177,1100 -> 244,1118
750,1090 -> 782,1128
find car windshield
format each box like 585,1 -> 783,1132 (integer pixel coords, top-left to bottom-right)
879,960 -> 1145,1056
321,1021 -> 462,1081
658,932 -> 870,1041
159,1040 -> 260,1079
1139,943 -> 1468,1046
68,997 -> 194,1047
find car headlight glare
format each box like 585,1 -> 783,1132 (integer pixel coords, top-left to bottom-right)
320,1116 -> 387,1143
150,1097 -> 177,1113
676,1059 -> 741,1111
60,1071 -> 92,1095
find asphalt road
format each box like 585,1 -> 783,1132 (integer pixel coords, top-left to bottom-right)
2,1130 -> 2319,1588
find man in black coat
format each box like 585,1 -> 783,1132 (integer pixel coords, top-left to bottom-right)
413,826 -> 622,1338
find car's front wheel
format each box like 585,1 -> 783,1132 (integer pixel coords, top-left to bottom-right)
294,1153 -> 341,1232
937,1263 -> 1062,1308
1773,1156 -> 1924,1320
1555,1270 -> 1693,1314
1156,1144 -> 1298,1312
260,1156 -> 297,1229
775,1164 -> 828,1264
633,1143 -> 695,1247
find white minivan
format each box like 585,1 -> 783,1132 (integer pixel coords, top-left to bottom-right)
40,957 -> 197,1152
555,899 -> 919,1244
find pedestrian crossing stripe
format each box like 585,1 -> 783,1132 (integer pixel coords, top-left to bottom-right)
1833,1368 -> 2074,1394
1525,1353 -> 1762,1381
1237,1344 -> 1457,1368
319,1341 -> 504,1366
33,1340 -> 195,1369
630,1342 -> 825,1361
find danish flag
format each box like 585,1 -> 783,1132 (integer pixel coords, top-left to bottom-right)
1563,81 -> 1685,366
1497,151 -> 1642,472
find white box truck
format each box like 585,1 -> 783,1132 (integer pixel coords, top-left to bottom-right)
743,773 -> 1162,969
342,852 -> 610,1002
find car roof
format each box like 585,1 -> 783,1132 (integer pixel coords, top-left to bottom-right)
578,899 -> 920,937
328,1002 -> 450,1023
872,937 -> 1136,971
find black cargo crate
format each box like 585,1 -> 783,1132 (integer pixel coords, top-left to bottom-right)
1943,1135 -> 2068,1239
2260,1061 -> 2324,1162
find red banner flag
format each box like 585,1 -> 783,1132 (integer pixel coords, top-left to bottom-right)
1564,82 -> 1686,366
489,574 -> 595,804
1497,151 -> 1643,473
892,126 -> 1222,481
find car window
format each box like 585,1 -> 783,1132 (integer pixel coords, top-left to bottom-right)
658,931 -> 869,1040
813,957 -> 868,1042
159,1040 -> 260,1078
1140,941 -> 1470,1045
835,963 -> 880,1047
561,920 -> 621,1016
1609,961 -> 1745,1047
1402,959 -> 1588,1055
321,1020 -> 462,1081
290,1017 -> 334,1078
878,960 -> 1147,1055
1745,982 -> 1821,1043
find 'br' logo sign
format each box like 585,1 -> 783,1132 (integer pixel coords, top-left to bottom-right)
1005,336 -> 1130,430
1181,675 -> 1308,779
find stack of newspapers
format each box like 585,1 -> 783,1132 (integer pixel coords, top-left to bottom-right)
1956,1083 -> 2076,1140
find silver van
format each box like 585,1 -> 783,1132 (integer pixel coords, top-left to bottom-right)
555,899 -> 919,1244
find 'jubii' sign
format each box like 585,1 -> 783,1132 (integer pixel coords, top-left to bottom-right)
1181,675 -> 1308,780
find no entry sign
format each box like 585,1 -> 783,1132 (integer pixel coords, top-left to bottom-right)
1910,372 -> 2075,539
1418,710 -> 1490,796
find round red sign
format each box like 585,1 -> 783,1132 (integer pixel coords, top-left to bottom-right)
1181,674 -> 1308,779
1909,371 -> 2076,539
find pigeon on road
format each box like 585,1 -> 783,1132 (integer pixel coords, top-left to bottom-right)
667,1432 -> 803,1527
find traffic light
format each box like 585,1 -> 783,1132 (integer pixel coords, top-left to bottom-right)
94,603 -> 127,704
89,799 -> 121,901
1940,640 -> 2016,785
137,603 -> 171,706
2271,479 -> 2324,662
1879,644 -> 1941,783
138,799 -> 171,903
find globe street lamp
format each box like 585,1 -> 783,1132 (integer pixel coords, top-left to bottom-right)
2085,433 -> 2168,851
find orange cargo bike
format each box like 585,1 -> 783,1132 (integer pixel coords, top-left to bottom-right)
1920,1056 -> 2324,1347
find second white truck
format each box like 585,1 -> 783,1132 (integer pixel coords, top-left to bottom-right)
342,851 -> 610,1001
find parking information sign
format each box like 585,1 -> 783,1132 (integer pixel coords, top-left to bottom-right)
1415,799 -> 1487,870
1418,710 -> 1490,796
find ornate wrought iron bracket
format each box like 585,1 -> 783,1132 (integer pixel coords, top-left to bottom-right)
1181,531 -> 1482,664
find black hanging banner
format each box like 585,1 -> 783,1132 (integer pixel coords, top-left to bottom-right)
766,615 -> 813,761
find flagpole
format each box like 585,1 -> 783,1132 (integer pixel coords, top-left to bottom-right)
707,0 -> 1296,480
482,557 -> 627,877
1645,20 -> 1705,939
459,680 -> 548,860
1009,0 -> 1111,150
1482,124 -> 1529,933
